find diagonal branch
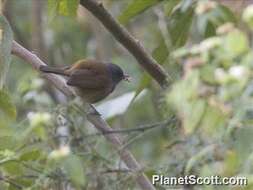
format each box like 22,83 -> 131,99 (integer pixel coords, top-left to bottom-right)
11,41 -> 155,190
80,0 -> 169,87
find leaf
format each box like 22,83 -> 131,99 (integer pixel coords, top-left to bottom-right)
59,0 -> 79,17
233,127 -> 253,160
20,149 -> 42,161
184,99 -> 206,134
129,38 -> 169,105
163,0 -> 181,16
200,64 -> 216,84
196,14 -> 215,38
0,136 -> 16,150
0,16 -> 13,89
2,161 -> 23,176
185,145 -> 216,174
118,0 -> 163,24
168,2 -> 194,48
48,0 -> 60,20
224,30 -> 249,58
63,154 -> 86,187
48,0 -> 78,20
215,4 -> 237,24
200,103 -> 226,136
196,4 -> 237,38
168,70 -> 200,107
223,150 -> 240,176
243,4 -> 253,29
0,90 -> 16,120
152,39 -> 169,64
131,73 -> 151,102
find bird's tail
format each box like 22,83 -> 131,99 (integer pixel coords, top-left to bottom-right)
39,65 -> 69,76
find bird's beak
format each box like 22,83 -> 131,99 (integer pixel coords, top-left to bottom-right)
123,74 -> 131,82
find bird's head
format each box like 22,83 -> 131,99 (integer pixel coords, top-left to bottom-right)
107,63 -> 130,85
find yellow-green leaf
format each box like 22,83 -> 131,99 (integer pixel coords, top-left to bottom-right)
0,90 -> 16,120
184,99 -> 206,134
118,0 -> 163,25
59,0 -> 79,17
164,0 -> 180,16
48,0 -> 60,21
168,4 -> 194,48
48,0 -> 78,20
63,154 -> 86,187
224,30 -> 249,57
185,145 -> 216,174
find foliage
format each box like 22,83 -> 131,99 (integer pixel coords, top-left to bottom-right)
48,0 -> 79,19
118,0 -> 164,25
1,0 -> 253,189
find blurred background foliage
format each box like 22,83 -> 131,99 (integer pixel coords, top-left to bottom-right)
0,0 -> 253,189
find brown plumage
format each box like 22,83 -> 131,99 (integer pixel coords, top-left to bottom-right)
40,59 -> 130,103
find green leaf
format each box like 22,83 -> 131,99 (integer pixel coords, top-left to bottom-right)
163,0 -> 181,16
0,16 -> 13,89
168,2 -> 194,48
233,127 -> 253,160
200,104 -> 226,136
129,37 -> 169,105
59,0 -> 79,17
20,149 -> 42,161
223,150 -> 240,176
185,145 -> 216,174
243,4 -> 253,29
130,73 -> 151,105
196,4 -> 237,38
0,90 -> 16,120
63,154 -> 86,187
0,136 -> 16,150
48,0 -> 78,20
48,0 -> 60,20
200,64 -> 216,84
2,161 -> 23,176
224,30 -> 249,57
168,70 -> 200,106
118,0 -> 163,24
152,39 -> 169,64
184,99 -> 206,134
215,5 -> 237,24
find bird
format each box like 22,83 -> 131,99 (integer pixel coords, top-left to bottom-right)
39,59 -> 130,103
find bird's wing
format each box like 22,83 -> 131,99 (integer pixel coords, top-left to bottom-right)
66,69 -> 110,89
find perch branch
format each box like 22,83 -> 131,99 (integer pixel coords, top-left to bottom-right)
76,117 -> 176,139
80,0 -> 169,87
11,41 -> 155,190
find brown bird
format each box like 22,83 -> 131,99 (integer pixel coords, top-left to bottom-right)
39,59 -> 130,103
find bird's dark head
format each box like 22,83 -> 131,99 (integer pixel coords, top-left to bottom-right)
107,63 -> 130,85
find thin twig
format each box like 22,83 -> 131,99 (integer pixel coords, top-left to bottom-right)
11,41 -> 155,190
0,176 -> 23,189
100,168 -> 132,174
80,0 -> 169,87
75,117 -> 176,139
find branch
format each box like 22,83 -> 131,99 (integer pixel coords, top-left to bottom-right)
80,0 -> 169,87
0,176 -> 23,190
74,117 -> 176,139
11,41 -> 155,190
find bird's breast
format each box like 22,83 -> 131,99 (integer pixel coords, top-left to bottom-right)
74,85 -> 113,103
